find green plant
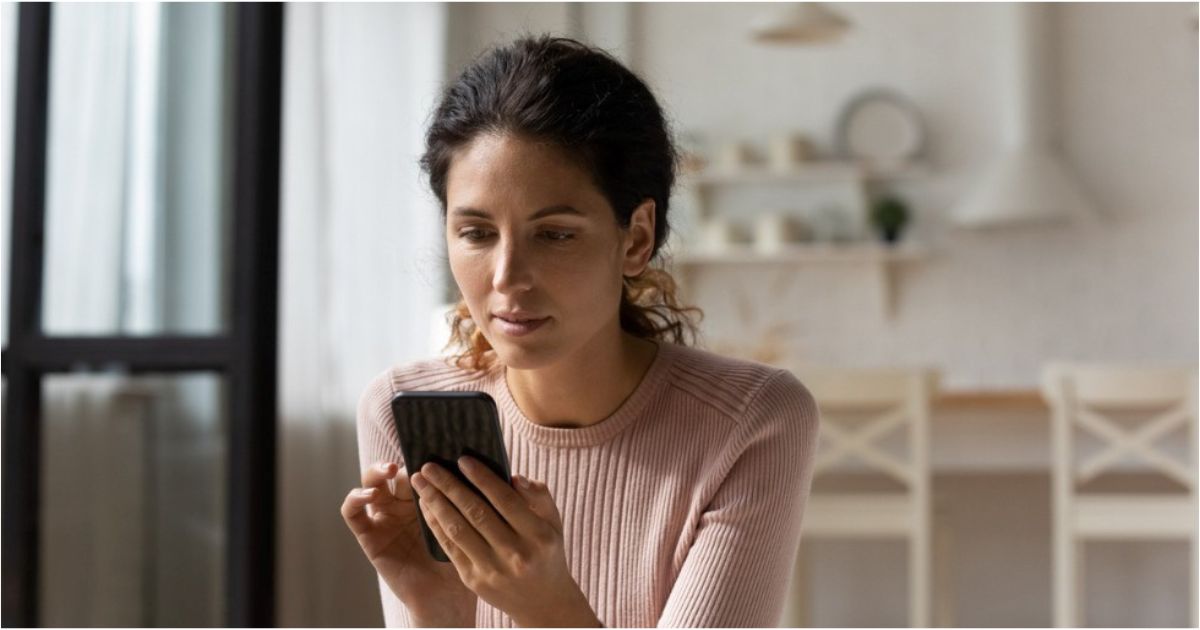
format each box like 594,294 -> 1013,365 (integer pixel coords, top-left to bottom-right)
870,196 -> 910,244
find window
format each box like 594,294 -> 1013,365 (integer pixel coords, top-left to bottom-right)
2,4 -> 283,626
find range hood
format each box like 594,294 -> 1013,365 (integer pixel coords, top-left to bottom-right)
951,3 -> 1095,228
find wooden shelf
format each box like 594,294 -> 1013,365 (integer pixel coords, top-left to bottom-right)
674,159 -> 932,320
670,242 -> 928,320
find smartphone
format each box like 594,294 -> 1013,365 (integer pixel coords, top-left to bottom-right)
389,390 -> 511,562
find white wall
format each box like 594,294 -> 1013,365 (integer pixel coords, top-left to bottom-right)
634,2 -> 1198,390
436,3 -> 1198,389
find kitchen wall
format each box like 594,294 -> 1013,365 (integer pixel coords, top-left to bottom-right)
636,2 -> 1197,390
444,2 -> 1198,391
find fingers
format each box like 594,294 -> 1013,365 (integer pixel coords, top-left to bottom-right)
508,470 -> 559,530
341,486 -> 381,537
413,470 -> 503,566
362,461 -> 401,492
424,505 -> 473,572
385,467 -> 416,502
344,461 -> 409,538
458,457 -> 551,537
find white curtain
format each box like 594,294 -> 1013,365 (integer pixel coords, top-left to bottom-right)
1,1 -> 14,345
1,3 -> 446,625
40,3 -> 133,334
28,4 -> 228,626
277,4 -> 449,626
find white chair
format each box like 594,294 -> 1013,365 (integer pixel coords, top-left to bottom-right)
786,366 -> 939,627
1041,363 -> 1199,628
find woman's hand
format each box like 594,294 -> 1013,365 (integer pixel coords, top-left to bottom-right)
341,461 -> 477,626
410,456 -> 602,628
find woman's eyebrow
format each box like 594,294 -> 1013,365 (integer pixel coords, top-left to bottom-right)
531,204 -> 585,219
451,204 -> 585,219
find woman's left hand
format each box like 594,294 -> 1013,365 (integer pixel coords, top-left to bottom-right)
410,456 -> 602,628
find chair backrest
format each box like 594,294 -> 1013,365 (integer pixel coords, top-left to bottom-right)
1041,363 -> 1198,491
790,365 -> 939,488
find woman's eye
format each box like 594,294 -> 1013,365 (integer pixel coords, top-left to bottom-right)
456,228 -> 573,243
541,230 -> 575,242
459,229 -> 493,242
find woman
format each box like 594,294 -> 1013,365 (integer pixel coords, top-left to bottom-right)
343,35 -> 820,628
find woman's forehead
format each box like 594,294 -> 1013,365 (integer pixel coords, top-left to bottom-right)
446,135 -> 608,219
450,133 -> 582,178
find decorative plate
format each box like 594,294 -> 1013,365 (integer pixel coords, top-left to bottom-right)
835,88 -> 925,168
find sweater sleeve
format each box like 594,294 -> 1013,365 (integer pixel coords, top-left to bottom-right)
354,369 -> 417,628
656,369 -> 821,628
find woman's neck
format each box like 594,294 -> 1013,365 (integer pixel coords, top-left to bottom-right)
503,331 -> 659,429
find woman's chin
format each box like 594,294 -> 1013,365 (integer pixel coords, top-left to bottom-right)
490,334 -> 562,370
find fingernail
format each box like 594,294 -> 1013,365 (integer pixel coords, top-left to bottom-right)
422,463 -> 441,479
458,456 -> 476,471
358,487 -> 377,497
379,462 -> 393,473
517,475 -> 531,489
411,473 -> 427,490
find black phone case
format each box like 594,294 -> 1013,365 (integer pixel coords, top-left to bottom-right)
389,390 -> 510,563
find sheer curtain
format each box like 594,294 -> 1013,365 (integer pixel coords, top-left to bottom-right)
27,4 -> 229,626
3,3 -> 446,625
277,4 -> 449,626
41,3 -> 132,333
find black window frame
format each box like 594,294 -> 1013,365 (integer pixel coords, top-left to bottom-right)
1,3 -> 284,626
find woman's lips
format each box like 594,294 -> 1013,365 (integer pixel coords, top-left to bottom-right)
493,315 -> 550,337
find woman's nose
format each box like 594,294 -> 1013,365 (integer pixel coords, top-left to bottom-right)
492,241 -> 534,294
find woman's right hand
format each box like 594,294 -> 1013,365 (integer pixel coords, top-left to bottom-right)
342,461 -> 478,626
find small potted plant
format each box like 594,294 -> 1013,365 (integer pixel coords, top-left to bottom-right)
870,195 -> 911,245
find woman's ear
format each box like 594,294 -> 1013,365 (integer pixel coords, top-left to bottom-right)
622,199 -> 657,278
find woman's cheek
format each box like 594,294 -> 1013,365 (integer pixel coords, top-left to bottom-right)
448,252 -> 491,316
559,252 -> 623,309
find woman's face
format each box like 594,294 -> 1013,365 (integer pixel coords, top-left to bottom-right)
445,132 -> 654,370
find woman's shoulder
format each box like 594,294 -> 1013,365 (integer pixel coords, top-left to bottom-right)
664,343 -> 817,428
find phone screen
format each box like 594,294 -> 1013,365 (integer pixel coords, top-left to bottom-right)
389,390 -> 510,562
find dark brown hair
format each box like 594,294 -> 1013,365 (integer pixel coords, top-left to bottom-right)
420,35 -> 703,370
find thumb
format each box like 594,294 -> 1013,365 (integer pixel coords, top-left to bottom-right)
513,474 -> 562,529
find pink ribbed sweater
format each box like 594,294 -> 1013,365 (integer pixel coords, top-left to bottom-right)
355,340 -> 820,627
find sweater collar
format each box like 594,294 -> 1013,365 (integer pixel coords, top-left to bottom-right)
490,339 -> 677,448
